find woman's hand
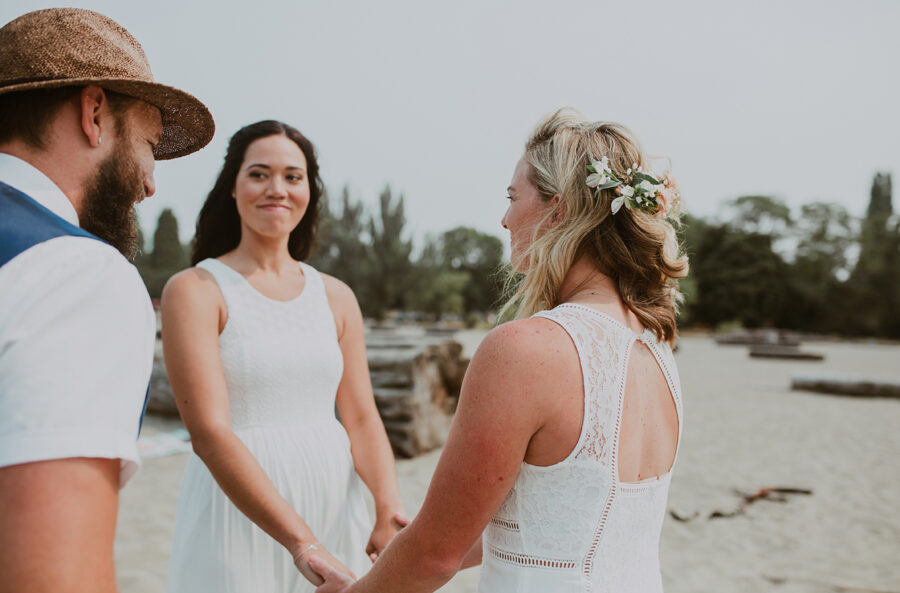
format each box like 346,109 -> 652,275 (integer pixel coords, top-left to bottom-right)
310,555 -> 356,593
366,511 -> 409,562
294,544 -> 355,587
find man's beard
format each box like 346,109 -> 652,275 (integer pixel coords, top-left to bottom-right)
80,147 -> 145,260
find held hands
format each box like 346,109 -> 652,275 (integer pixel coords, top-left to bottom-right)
310,554 -> 356,593
293,542 -> 355,587
366,511 -> 410,562
298,511 -> 409,592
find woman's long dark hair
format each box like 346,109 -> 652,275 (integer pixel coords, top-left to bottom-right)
191,120 -> 324,265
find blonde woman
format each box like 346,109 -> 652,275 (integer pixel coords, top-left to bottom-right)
313,109 -> 688,593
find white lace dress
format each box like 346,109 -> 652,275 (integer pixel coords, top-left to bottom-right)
479,303 -> 683,593
166,259 -> 372,593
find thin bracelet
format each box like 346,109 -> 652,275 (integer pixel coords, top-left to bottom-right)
293,542 -> 320,563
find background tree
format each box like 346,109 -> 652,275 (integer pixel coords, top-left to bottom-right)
782,202 -> 855,331
151,208 -> 187,269
136,209 -> 190,299
309,186 -> 375,310
674,213 -> 708,326
846,173 -> 899,336
367,186 -> 413,318
437,227 -> 505,314
133,212 -> 147,264
681,178 -> 899,337
408,237 -> 470,318
686,220 -> 789,328
722,195 -> 793,239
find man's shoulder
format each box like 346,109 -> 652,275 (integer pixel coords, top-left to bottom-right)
1,236 -> 152,325
6,233 -> 141,280
0,182 -> 98,267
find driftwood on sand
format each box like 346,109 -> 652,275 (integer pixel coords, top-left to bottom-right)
366,331 -> 468,458
669,486 -> 813,522
749,344 -> 824,361
715,329 -> 801,346
147,341 -> 179,416
791,375 -> 900,399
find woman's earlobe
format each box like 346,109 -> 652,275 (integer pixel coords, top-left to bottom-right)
551,195 -> 566,226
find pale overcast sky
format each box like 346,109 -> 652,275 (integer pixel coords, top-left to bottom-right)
4,0 -> 899,245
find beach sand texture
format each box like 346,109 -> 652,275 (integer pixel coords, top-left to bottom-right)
116,335 -> 900,593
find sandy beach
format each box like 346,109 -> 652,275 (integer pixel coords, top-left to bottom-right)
116,334 -> 900,593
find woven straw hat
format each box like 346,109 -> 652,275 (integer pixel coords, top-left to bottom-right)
0,8 -> 214,159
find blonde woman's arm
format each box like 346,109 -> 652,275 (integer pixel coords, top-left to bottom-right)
160,269 -> 352,585
312,317 -> 574,593
322,274 -> 406,560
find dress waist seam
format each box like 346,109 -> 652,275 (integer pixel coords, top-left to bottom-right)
485,543 -> 580,570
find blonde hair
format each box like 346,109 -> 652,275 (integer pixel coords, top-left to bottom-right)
500,108 -> 688,342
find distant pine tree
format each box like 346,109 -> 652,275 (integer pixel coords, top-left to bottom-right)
866,172 -> 892,220
368,186 -> 413,318
308,186 -> 375,313
849,172 -> 899,336
152,208 -> 186,270
135,208 -> 190,298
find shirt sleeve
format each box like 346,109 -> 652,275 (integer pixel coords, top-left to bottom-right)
0,236 -> 156,487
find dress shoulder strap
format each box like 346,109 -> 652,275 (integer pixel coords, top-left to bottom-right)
298,261 -> 322,291
195,258 -> 245,312
531,304 -> 632,467
297,262 -> 342,341
196,258 -> 243,288
298,262 -> 337,312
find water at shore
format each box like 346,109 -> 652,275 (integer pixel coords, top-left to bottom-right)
116,335 -> 900,592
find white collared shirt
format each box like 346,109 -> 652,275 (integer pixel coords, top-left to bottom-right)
0,153 -> 155,487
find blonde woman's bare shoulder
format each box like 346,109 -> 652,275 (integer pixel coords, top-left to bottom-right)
459,317 -> 580,426
472,317 -> 577,380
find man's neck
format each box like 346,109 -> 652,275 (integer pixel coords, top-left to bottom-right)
0,142 -> 85,214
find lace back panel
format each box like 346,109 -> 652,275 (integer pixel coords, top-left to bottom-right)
479,303 -> 683,593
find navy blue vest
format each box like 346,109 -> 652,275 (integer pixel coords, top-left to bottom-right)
0,180 -> 150,435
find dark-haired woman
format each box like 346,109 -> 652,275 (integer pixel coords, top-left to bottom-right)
163,121 -> 404,593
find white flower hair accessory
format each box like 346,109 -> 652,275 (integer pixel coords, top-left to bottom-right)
586,156 -> 682,218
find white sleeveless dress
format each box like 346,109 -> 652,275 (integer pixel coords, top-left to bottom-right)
479,303 -> 683,593
166,259 -> 372,593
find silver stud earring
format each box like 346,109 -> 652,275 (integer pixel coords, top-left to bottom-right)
97,136 -> 102,145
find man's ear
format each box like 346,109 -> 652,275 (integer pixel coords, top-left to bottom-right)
79,86 -> 107,149
550,194 -> 566,226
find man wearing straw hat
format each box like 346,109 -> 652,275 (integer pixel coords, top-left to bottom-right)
0,8 -> 214,592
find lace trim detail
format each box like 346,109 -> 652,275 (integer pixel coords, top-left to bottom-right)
486,545 -> 578,569
642,339 -> 682,410
490,516 -> 519,531
582,336 -> 633,581
533,308 -> 623,466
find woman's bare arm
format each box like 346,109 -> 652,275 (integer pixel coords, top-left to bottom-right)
322,275 -> 405,560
